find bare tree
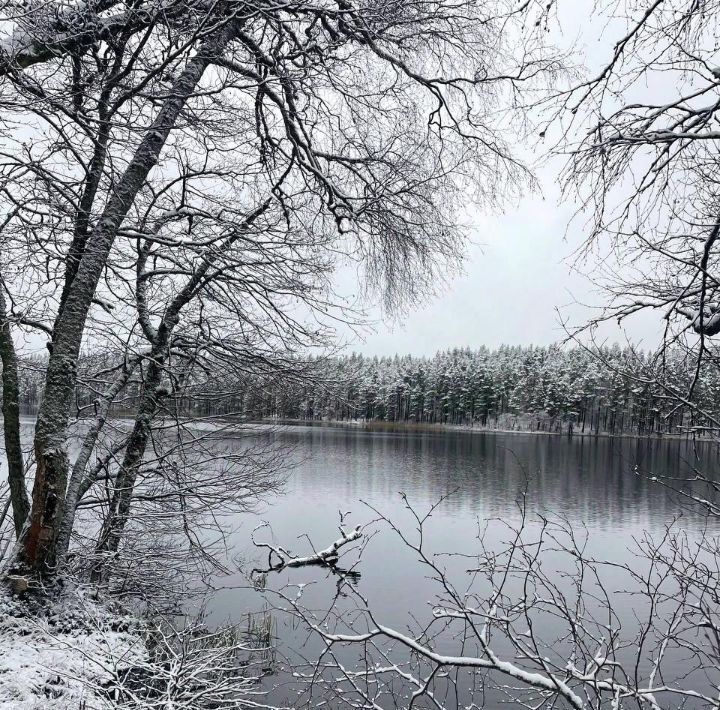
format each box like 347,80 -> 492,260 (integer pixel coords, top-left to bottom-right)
0,0 -> 559,581
0,283 -> 28,534
548,1 -> 720,497
556,2 -> 720,364
235,7 -> 720,702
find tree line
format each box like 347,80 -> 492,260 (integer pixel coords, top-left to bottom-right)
14,344 -> 720,437
184,345 -> 720,436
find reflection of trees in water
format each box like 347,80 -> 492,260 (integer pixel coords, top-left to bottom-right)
281,428 -> 718,530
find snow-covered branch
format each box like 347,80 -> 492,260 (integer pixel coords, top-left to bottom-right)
259,495 -> 720,709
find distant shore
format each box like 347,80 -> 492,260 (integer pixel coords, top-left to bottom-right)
13,412 -> 714,442
249,417 -> 711,442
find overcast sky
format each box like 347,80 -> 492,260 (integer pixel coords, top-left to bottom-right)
9,1 -> 665,360
346,167 -> 661,357
344,3 -> 664,358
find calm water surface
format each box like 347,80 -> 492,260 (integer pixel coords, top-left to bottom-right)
218,425 -> 719,571
201,426 -> 720,706
15,420 -> 720,705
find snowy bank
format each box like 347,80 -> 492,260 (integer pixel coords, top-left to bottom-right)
0,584 -> 146,709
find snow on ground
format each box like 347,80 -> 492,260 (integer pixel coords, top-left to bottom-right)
0,583 -> 146,709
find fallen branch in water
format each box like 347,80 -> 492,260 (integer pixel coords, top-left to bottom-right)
252,520 -> 363,573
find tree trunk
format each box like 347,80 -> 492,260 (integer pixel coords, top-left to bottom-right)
14,19 -> 241,577
0,290 -> 29,536
55,355 -> 141,561
92,355 -> 165,578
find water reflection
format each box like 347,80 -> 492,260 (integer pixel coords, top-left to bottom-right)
204,428 -> 720,706
15,419 -> 717,705
262,427 -> 718,530
208,427 -> 720,623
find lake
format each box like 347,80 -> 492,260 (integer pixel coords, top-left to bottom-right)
199,425 -> 720,708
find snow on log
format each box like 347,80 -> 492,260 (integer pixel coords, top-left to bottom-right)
252,522 -> 362,572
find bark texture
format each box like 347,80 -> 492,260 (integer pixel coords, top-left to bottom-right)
16,18 -> 241,575
0,290 -> 29,536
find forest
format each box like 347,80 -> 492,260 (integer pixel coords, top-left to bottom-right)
15,344 -> 720,437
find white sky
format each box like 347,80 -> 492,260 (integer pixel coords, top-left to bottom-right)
7,1 -> 667,360
343,1 -> 666,357
345,176 -> 662,357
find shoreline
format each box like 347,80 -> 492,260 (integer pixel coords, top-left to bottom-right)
246,417 -> 713,442
14,413 -> 715,443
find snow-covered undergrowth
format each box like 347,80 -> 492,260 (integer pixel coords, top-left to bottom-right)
0,583 -> 146,709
